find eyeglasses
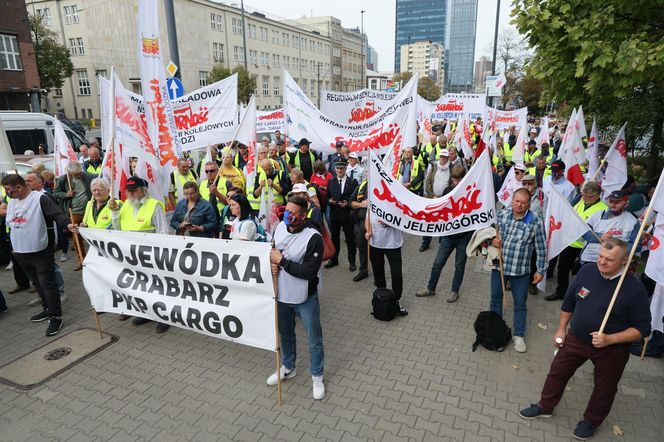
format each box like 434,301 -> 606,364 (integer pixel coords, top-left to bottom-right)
515,170 -> 524,174
204,169 -> 217,173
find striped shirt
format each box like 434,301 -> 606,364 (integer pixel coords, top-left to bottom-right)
497,208 -> 547,276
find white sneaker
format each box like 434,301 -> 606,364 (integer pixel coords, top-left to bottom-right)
59,254 -> 70,262
60,294 -> 67,304
5,261 -> 13,271
28,297 -> 41,307
312,375 -> 325,400
266,365 -> 296,386
514,336 -> 527,353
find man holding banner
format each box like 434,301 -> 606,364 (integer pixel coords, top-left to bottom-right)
269,195 -> 325,400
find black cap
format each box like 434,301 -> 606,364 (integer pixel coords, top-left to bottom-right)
607,190 -> 628,200
335,140 -> 345,148
125,176 -> 148,190
335,160 -> 348,168
299,138 -> 311,146
550,160 -> 565,171
528,139 -> 536,145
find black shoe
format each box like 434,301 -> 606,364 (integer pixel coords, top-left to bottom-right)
353,272 -> 369,282
156,323 -> 170,334
30,310 -> 50,322
132,317 -> 151,326
544,292 -> 564,301
324,260 -> 338,269
349,264 -> 356,272
573,420 -> 596,440
518,403 -> 552,420
419,245 -> 429,252
397,302 -> 408,316
46,317 -> 63,337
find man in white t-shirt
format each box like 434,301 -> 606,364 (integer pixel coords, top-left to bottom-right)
543,160 -> 575,202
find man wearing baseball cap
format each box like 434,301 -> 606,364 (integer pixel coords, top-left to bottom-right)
578,189 -> 639,266
543,160 -> 575,201
109,176 -> 171,334
289,138 -> 319,181
326,141 -> 345,171
288,183 -> 323,231
346,152 -> 364,184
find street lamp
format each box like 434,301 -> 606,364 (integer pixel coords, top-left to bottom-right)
361,10 -> 365,89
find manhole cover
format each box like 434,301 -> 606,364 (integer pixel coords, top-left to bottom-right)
44,347 -> 72,360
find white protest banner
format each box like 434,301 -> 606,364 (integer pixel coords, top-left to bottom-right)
369,149 -> 496,236
320,89 -> 398,124
431,93 -> 486,121
256,108 -> 285,134
283,69 -> 418,156
53,119 -> 78,177
496,167 -> 519,206
486,106 -> 528,130
80,229 -> 276,351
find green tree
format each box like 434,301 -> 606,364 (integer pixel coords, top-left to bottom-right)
513,0 -> 664,175
497,27 -> 529,107
391,72 -> 441,100
208,64 -> 256,105
28,14 -> 73,94
516,72 -> 543,114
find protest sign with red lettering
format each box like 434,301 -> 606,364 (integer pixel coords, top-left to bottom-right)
368,149 -> 496,236
256,108 -> 285,134
431,94 -> 486,121
485,106 -> 528,130
283,69 -> 418,157
320,89 -> 398,124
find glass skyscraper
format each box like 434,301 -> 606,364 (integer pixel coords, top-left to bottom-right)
394,0 -> 448,75
445,0 -> 478,92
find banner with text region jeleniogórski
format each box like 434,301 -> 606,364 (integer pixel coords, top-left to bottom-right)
79,229 -> 276,352
368,149 -> 496,236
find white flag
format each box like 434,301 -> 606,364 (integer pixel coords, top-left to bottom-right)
575,105 -> 587,138
236,95 -> 258,182
644,170 -> 664,286
601,123 -> 628,199
537,186 -> 590,292
453,114 -> 474,160
496,167 -> 520,206
536,116 -> 550,148
510,116 -> 529,164
586,118 -> 600,180
53,119 -> 78,177
494,72 -> 507,90
650,284 -> 664,333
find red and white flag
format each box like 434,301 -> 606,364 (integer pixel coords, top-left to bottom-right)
586,118 -> 600,180
575,105 -> 587,138
496,166 -> 518,206
137,0 -> 182,202
537,186 -> 590,292
559,111 -> 586,186
536,116 -> 550,148
601,122 -> 628,199
510,116 -> 528,164
494,72 -> 507,90
53,119 -> 78,177
236,95 -> 258,182
644,170 -> 664,287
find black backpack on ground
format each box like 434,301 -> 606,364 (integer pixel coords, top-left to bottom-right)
472,311 -> 512,352
371,288 -> 398,321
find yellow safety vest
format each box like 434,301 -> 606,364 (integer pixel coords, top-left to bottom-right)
397,159 -> 421,191
86,163 -> 102,174
527,166 -> 552,178
570,200 -> 608,248
256,170 -> 285,204
246,184 -> 261,211
82,200 -> 117,229
199,179 -> 228,212
293,151 -> 316,169
524,148 -> 541,164
170,171 -> 197,202
502,142 -> 514,163
118,198 -> 165,231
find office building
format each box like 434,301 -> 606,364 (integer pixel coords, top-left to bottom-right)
394,0 -> 448,74
474,55 -> 492,91
399,40 -> 445,89
446,0 -> 478,92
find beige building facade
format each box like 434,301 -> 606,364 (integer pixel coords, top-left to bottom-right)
25,0 -> 340,121
399,40 -> 445,90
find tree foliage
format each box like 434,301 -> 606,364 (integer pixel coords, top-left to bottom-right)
516,71 -> 543,114
497,27 -> 529,107
28,14 -> 73,93
208,64 -> 256,104
391,72 -> 441,100
512,0 -> 664,174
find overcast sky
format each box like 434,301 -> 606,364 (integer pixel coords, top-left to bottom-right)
244,0 -> 516,72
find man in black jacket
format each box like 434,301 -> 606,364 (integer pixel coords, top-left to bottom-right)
325,160 -> 357,270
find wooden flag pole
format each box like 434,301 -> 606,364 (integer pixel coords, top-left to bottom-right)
271,243 -> 283,406
640,336 -> 650,360
494,222 -> 508,309
590,159 -> 605,183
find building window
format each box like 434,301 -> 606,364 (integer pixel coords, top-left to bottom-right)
248,24 -> 257,39
0,34 -> 22,71
64,5 -> 80,25
199,71 -> 209,87
210,13 -> 224,31
232,18 -> 243,35
262,76 -> 270,97
260,27 -> 268,41
53,88 -> 63,97
282,33 -> 289,46
69,37 -> 84,56
95,69 -> 107,79
249,50 -> 257,65
36,8 -> 52,26
293,35 -> 299,49
302,79 -> 307,94
233,46 -> 244,63
272,30 -> 279,44
260,52 -> 268,66
76,70 -> 91,95
272,54 -> 279,67
213,42 -> 224,62
273,76 -> 280,96
310,79 -> 315,97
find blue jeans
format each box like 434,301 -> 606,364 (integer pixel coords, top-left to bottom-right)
427,234 -> 471,293
278,294 -> 324,376
490,271 -> 529,337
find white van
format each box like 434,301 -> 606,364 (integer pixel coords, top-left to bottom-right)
0,112 -> 87,156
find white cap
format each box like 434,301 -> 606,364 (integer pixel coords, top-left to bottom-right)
439,148 -> 450,157
348,152 -> 359,159
290,183 -> 308,194
530,127 -> 537,133
307,187 -> 317,198
514,163 -> 527,171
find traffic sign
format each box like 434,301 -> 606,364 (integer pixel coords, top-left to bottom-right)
166,61 -> 178,77
167,77 -> 184,99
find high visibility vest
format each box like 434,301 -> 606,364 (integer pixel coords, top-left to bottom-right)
86,162 -> 102,174
397,159 -> 421,191
199,179 -> 228,212
246,184 -> 261,211
233,153 -> 247,170
524,148 -> 541,164
118,198 -> 164,231
527,166 -> 552,178
570,200 -> 608,248
256,170 -> 285,204
293,151 -> 316,169
502,142 -> 514,163
170,171 -> 197,202
82,200 -> 116,229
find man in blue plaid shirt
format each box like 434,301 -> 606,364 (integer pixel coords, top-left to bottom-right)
491,187 -> 547,353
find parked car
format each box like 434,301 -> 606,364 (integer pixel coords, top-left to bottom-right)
0,112 -> 87,156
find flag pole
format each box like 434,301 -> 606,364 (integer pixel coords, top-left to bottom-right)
590,159 -> 605,183
108,66 -> 117,199
494,223 -> 508,308
597,174 -> 664,334
271,242 -> 283,406
640,336 -> 650,360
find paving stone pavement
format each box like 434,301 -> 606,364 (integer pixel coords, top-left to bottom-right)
0,235 -> 663,441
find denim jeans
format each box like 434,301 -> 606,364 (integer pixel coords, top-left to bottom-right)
490,270 -> 530,337
278,294 -> 324,376
427,234 -> 471,293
